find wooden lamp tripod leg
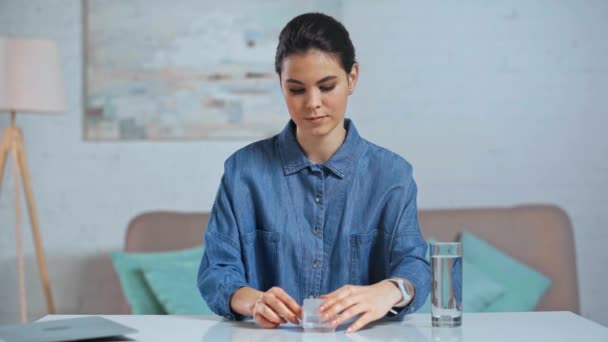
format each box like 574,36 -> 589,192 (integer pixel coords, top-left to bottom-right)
0,129 -> 30,322
11,137 -> 28,323
0,129 -> 10,199
14,129 -> 55,314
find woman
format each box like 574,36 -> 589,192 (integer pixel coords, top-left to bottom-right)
198,12 -> 430,333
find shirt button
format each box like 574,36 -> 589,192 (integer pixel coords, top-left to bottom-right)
312,260 -> 319,269
314,196 -> 320,203
313,227 -> 320,236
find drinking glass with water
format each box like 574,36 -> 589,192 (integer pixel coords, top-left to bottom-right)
430,242 -> 462,327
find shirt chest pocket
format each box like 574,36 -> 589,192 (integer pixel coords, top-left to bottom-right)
241,229 -> 281,291
349,230 -> 389,285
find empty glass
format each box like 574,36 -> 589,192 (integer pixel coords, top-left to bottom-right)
301,298 -> 334,332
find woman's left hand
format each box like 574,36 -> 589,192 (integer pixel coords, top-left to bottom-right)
318,280 -> 404,333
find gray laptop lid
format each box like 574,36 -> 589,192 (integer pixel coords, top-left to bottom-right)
0,316 -> 137,342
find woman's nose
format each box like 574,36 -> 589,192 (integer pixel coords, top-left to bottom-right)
305,89 -> 322,109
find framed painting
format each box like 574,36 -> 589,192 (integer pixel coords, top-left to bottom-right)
83,0 -> 341,140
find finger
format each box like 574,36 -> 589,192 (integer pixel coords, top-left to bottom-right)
319,285 -> 357,313
322,295 -> 359,322
346,312 -> 376,333
329,303 -> 366,328
254,312 -> 280,329
255,302 -> 283,325
270,287 -> 303,318
266,295 -> 300,324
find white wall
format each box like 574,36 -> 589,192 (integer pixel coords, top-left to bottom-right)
1,0 -> 607,326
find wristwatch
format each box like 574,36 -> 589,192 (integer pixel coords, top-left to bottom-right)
387,278 -> 412,307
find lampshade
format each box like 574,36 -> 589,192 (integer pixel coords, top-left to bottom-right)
0,36 -> 65,113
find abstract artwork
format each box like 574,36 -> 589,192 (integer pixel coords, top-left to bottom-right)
83,0 -> 341,140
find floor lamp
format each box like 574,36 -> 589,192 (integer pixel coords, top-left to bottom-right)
0,37 -> 64,322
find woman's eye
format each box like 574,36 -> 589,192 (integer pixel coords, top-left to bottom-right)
320,85 -> 336,92
289,88 -> 305,94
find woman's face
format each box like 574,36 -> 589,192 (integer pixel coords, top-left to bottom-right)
279,49 -> 358,139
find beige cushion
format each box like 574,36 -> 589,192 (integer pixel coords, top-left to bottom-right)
125,211 -> 209,252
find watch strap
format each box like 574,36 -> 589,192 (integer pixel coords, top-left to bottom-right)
387,278 -> 412,307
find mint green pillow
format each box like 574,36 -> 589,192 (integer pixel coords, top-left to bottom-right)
417,240 -> 506,313
141,261 -> 213,315
111,246 -> 204,314
460,231 -> 551,311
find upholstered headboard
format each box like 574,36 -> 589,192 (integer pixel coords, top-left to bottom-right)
120,204 -> 579,313
418,205 -> 579,313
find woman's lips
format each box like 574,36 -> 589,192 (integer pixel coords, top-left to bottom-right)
306,116 -> 327,124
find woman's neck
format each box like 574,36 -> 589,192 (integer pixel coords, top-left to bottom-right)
296,120 -> 347,164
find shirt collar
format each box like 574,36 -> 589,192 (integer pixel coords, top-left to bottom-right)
278,118 -> 362,179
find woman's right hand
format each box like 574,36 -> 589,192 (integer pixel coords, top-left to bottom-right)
252,287 -> 302,328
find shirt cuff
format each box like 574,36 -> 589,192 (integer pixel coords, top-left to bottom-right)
220,282 -> 249,321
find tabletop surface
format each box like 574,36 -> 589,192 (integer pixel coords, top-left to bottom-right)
39,311 -> 608,342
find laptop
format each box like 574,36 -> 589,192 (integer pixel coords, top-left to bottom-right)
0,316 -> 137,342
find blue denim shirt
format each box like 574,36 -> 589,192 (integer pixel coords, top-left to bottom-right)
198,119 -> 430,320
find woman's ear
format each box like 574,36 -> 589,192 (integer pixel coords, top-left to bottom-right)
347,63 -> 359,95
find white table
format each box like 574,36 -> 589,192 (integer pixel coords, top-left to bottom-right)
41,311 -> 608,342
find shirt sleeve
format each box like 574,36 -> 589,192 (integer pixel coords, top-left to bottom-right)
197,173 -> 250,320
385,176 -> 431,319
